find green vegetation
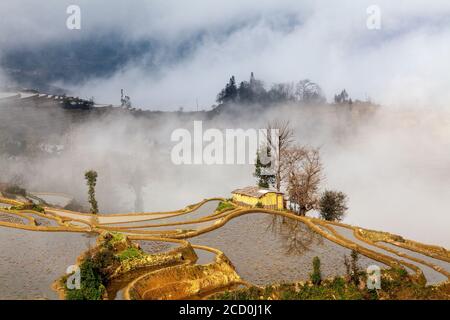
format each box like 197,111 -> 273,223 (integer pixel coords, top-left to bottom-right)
66,258 -> 106,300
318,190 -> 348,222
254,147 -> 275,188
344,250 -> 361,286
310,257 -> 322,285
211,278 -> 365,300
10,203 -> 44,213
211,267 -> 450,300
117,247 -> 144,262
63,232 -> 139,300
211,254 -> 450,300
109,232 -> 125,244
84,170 -> 99,214
215,201 -> 234,213
255,202 -> 263,208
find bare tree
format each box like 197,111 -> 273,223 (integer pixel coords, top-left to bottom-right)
285,148 -> 323,216
265,120 -> 294,191
295,80 -> 326,104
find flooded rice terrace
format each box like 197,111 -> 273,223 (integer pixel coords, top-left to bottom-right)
190,213 -> 385,286
101,200 -> 221,227
331,225 -> 448,285
0,227 -> 96,299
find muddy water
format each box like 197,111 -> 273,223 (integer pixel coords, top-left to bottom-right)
0,227 -> 96,299
190,213 -> 385,286
331,225 -> 448,285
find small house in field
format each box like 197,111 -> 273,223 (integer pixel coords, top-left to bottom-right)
231,186 -> 284,210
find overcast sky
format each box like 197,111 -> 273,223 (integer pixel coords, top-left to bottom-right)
1,0 -> 450,109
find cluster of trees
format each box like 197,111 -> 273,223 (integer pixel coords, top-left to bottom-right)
63,96 -> 94,110
217,73 -> 326,106
334,89 -> 352,105
120,89 -> 132,109
254,120 -> 347,221
216,73 -> 362,110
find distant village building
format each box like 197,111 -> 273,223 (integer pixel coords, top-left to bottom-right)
231,186 -> 284,210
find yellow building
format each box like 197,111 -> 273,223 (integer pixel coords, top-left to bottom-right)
231,186 -> 284,210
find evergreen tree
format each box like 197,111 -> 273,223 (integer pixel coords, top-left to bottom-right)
217,76 -> 238,104
254,148 -> 275,188
85,170 -> 99,214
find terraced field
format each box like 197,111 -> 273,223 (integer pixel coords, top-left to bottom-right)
0,194 -> 449,300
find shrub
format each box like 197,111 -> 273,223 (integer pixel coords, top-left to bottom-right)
215,201 -> 234,213
255,202 -> 264,208
117,247 -> 144,262
66,258 -> 105,300
310,256 -> 322,285
344,250 -> 361,285
10,203 -> 44,213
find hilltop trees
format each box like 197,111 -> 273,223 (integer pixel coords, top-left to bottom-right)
216,73 -> 326,106
296,80 -> 326,104
334,89 -> 351,104
217,76 -> 238,104
85,170 -> 99,214
319,190 -> 348,222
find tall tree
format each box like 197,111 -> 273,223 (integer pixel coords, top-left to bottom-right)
285,148 -> 323,216
84,170 -> 99,214
217,76 -> 238,104
265,120 -> 294,191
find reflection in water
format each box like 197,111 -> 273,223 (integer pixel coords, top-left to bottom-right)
267,215 -> 323,256
191,213 -> 384,285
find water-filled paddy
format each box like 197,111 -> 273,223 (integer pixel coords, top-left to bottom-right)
331,225 -> 448,284
0,212 -> 29,225
381,242 -> 450,274
135,240 -> 179,254
0,227 -> 95,299
29,193 -> 73,208
101,200 -> 221,227
190,213 -> 385,285
194,248 -> 217,265
115,219 -> 219,234
26,213 -> 60,227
